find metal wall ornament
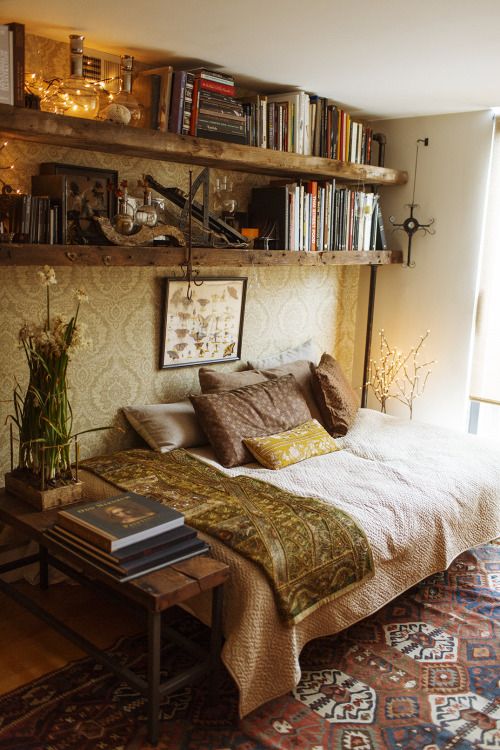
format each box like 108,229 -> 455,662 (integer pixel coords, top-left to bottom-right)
389,137 -> 435,268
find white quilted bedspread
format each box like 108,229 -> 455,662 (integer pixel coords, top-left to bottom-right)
81,409 -> 500,717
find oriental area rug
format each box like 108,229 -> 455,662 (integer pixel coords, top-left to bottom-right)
0,541 -> 498,750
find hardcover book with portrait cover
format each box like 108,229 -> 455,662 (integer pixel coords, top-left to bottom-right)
57,493 -> 184,552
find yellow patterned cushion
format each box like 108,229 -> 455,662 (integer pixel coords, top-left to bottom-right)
243,419 -> 338,470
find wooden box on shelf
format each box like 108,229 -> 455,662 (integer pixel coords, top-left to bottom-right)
4,471 -> 83,510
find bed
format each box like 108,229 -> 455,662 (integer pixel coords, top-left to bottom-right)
80,407 -> 500,717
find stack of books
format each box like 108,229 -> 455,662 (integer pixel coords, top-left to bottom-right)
45,492 -> 209,582
190,69 -> 246,144
250,181 -> 386,252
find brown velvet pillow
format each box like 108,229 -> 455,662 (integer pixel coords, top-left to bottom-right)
311,353 -> 358,436
200,359 -> 324,426
259,360 -> 324,426
190,374 -> 312,467
198,367 -> 266,394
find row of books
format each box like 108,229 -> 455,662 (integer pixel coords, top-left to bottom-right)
148,67 -> 373,163
46,492 -> 209,583
249,182 -> 387,252
2,193 -> 60,244
242,92 -> 372,162
0,22 -> 24,108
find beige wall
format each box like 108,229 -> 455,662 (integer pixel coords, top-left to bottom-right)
353,110 -> 494,429
0,141 -> 361,478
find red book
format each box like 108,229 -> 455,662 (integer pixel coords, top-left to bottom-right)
198,78 -> 236,96
306,181 -> 318,251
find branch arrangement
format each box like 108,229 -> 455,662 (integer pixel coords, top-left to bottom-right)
366,330 -> 435,418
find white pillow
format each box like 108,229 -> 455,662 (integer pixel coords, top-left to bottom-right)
122,400 -> 207,453
247,339 -> 318,370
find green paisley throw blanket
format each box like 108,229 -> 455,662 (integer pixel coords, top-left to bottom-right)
81,449 -> 374,624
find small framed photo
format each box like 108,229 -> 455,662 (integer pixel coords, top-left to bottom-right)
40,162 -> 118,244
161,277 -> 247,369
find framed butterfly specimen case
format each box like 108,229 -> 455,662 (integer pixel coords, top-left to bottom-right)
160,277 -> 247,369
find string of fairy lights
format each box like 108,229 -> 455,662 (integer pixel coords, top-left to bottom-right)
0,141 -> 20,195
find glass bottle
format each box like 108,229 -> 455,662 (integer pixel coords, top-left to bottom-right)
112,184 -> 136,235
112,55 -> 143,127
42,35 -> 99,119
135,188 -> 158,227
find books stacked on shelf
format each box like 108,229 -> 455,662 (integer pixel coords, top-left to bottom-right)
250,182 -> 386,252
45,492 -> 209,582
0,22 -> 24,107
1,190 -> 61,244
310,98 -> 373,164
189,69 -> 246,144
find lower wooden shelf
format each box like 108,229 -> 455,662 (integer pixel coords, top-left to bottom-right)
0,244 -> 403,268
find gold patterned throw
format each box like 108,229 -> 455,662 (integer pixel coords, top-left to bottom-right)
81,449 -> 374,624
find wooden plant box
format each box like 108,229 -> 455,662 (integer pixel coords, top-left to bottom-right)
4,472 -> 83,510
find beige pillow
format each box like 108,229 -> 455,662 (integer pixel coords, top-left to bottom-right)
311,353 -> 359,436
122,400 -> 207,452
190,374 -> 312,467
244,419 -> 338,470
247,339 -> 318,369
198,367 -> 266,394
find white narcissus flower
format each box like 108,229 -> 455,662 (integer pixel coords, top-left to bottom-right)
74,287 -> 89,303
37,265 -> 57,287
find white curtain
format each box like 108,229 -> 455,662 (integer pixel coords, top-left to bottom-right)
470,119 -> 500,404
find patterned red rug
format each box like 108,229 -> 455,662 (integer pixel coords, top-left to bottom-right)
0,542 -> 498,750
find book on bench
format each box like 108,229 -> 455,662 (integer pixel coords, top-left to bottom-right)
57,492 -> 184,552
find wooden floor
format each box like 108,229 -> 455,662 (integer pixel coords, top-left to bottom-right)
0,581 -> 143,695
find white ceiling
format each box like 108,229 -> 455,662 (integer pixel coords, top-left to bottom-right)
3,0 -> 500,118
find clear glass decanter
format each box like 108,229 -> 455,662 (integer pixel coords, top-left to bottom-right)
135,188 -> 158,227
42,35 -> 99,119
112,56 -> 143,127
112,184 -> 136,235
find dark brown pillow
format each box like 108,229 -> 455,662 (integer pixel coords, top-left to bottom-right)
311,353 -> 358,436
198,367 -> 266,394
259,360 -> 324,426
190,374 -> 312,467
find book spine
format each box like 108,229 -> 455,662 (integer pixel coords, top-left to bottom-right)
197,77 -> 235,96
8,23 -> 24,107
197,117 -> 246,134
58,514 -> 115,552
158,69 -> 173,132
194,69 -> 234,84
181,74 -> 194,135
307,181 -> 318,251
168,70 -> 187,133
189,78 -> 200,136
149,74 -> 162,129
195,129 -> 246,144
376,202 -> 387,250
0,26 -> 12,105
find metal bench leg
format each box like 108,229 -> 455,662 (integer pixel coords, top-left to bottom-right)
147,610 -> 162,745
210,583 -> 224,701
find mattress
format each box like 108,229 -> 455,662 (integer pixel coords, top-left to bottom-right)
80,409 -> 500,716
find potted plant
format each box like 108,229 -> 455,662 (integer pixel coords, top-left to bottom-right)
6,265 -> 105,509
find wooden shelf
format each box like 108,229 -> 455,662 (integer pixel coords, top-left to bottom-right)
0,106 -> 407,186
0,244 -> 403,267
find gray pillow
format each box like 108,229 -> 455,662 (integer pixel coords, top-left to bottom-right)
122,400 -> 207,452
247,339 -> 318,369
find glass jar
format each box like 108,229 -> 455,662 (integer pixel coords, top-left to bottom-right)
135,188 -> 158,227
41,35 -> 99,119
111,55 -> 144,127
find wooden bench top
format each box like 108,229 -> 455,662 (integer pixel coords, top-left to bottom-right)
0,489 -> 229,612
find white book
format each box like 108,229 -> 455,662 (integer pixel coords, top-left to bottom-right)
363,193 -> 375,251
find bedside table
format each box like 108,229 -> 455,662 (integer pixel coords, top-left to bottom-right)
0,489 -> 230,745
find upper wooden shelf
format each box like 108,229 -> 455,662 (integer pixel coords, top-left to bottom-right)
0,105 -> 407,186
0,243 -> 403,268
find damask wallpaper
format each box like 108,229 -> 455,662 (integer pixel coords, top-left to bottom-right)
0,35 -> 361,478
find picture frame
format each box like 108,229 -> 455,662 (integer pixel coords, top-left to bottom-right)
39,163 -> 118,245
160,277 -> 247,369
